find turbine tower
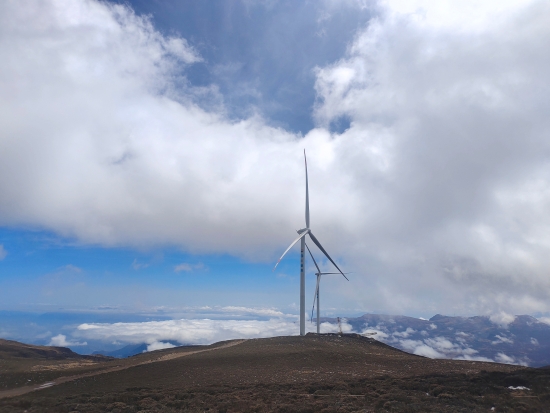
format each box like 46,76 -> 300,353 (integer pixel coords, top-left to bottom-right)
273,150 -> 347,336
306,243 -> 349,334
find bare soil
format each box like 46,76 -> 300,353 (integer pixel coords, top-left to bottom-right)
1,334 -> 549,412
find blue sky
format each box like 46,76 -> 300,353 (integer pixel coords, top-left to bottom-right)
114,0 -> 371,134
0,227 -> 300,310
2,0 -> 550,351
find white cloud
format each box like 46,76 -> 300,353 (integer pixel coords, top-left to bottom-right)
382,0 -> 531,33
154,305 -> 291,320
146,341 -> 176,352
75,316 -> 353,345
131,259 -> 149,270
410,344 -> 444,359
313,0 -> 550,315
490,313 -> 516,328
48,334 -> 87,347
218,306 -> 286,317
361,328 -> 389,340
174,263 -> 205,273
492,334 -> 514,345
174,263 -> 192,272
495,352 -> 515,364
494,352 -> 529,366
1,0 -> 550,316
77,318 -> 299,345
384,332 -> 487,362
0,244 -> 6,260
393,327 -> 415,338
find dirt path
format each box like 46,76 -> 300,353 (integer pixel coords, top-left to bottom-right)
0,339 -> 247,400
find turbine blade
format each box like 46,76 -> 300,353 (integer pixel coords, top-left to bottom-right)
308,232 -> 349,281
305,242 -> 321,273
304,149 -> 310,228
273,230 -> 309,271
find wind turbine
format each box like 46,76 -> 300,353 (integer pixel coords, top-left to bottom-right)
273,150 -> 348,336
306,243 -> 349,334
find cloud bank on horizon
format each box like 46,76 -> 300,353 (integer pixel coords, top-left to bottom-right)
1,0 -> 550,316
71,309 -> 546,366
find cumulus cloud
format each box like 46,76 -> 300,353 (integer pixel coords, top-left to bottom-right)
48,334 -> 87,347
313,0 -> 550,315
0,0 -> 305,261
381,0 -> 531,33
1,0 -> 550,316
0,244 -> 6,260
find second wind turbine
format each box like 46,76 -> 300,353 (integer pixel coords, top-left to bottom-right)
274,150 -> 348,336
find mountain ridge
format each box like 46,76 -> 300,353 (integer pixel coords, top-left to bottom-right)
320,313 -> 550,367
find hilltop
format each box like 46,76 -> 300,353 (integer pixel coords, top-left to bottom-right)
0,338 -> 113,393
0,338 -> 108,361
1,334 -> 550,412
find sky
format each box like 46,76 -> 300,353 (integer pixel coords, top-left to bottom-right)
1,0 -> 550,351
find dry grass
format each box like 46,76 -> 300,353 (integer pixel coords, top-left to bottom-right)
1,334 -> 549,412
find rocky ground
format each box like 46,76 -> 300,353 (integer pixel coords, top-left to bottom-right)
1,334 -> 549,412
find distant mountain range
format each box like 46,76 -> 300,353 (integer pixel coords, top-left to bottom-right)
0,338 -> 110,361
92,343 -> 148,358
322,314 -> 550,367
80,313 -> 550,367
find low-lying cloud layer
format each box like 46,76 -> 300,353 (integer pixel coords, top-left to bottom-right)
75,318 -> 343,346
49,334 -> 87,347
67,310 -> 550,366
1,0 -> 550,315
354,313 -> 549,366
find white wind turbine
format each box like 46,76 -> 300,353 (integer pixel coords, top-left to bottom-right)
273,150 -> 348,336
305,243 -> 349,334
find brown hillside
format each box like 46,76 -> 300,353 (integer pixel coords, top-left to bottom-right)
0,339 -> 96,361
0,339 -> 112,392
1,334 -> 550,412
